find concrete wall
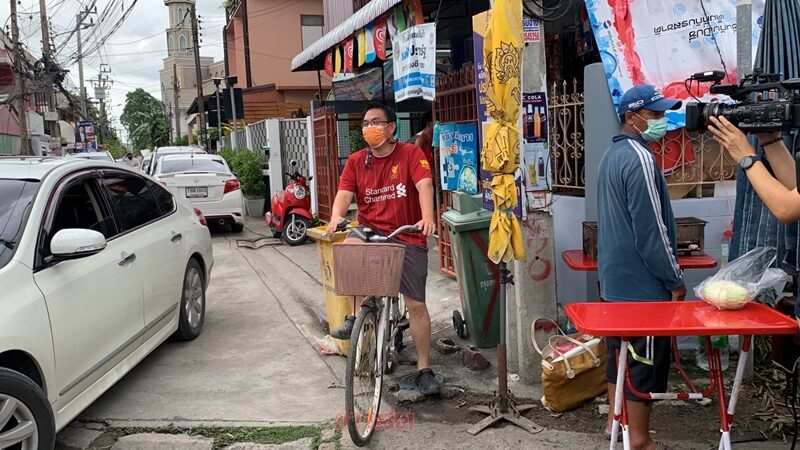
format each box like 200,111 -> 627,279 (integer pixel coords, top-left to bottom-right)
552,195 -> 588,303
553,193 -> 735,305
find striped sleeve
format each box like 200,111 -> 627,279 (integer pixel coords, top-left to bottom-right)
624,141 -> 683,290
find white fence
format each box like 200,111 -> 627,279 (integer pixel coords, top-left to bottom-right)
220,118 -> 316,215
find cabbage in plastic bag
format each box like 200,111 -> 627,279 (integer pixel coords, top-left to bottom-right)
694,247 -> 788,310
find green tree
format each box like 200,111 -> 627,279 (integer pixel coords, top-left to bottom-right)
121,89 -> 170,150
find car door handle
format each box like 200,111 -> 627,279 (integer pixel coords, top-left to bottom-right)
118,253 -> 136,266
170,232 -> 183,243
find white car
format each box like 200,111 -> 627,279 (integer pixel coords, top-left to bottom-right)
146,146 -> 207,176
153,154 -> 245,232
0,156 -> 213,448
66,151 -> 115,162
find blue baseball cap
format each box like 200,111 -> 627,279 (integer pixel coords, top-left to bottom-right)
617,85 -> 682,119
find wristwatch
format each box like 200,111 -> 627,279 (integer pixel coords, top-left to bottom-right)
738,155 -> 759,171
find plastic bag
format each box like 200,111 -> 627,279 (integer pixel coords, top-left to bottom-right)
313,335 -> 342,356
694,247 -> 788,310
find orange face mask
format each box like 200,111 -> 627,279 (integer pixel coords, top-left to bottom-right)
362,126 -> 388,148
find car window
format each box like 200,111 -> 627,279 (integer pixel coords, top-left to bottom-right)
0,179 -> 39,270
146,180 -> 176,215
102,174 -> 162,231
160,158 -> 228,174
40,178 -> 118,264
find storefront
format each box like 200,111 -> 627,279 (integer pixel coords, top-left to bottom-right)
292,0 -> 491,275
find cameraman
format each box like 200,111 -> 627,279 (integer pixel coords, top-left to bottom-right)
707,116 -> 798,224
708,116 -> 800,327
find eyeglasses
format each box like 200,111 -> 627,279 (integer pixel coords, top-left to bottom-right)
362,120 -> 389,128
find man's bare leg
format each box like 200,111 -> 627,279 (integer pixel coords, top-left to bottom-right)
606,384 -> 656,450
404,297 -> 431,369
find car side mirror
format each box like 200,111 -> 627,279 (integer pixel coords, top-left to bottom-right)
50,229 -> 107,259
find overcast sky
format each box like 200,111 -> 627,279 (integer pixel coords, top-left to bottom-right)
1,0 -> 227,142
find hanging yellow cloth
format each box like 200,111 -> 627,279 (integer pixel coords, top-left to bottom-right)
482,0 -> 525,264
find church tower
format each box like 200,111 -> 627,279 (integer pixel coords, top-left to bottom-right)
160,0 -> 220,142
164,0 -> 194,57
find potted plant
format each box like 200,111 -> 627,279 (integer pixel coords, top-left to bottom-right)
223,148 -> 266,217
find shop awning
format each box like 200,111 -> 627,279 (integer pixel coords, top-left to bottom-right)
291,0 -> 404,72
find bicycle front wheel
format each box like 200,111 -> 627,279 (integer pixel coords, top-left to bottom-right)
344,304 -> 384,446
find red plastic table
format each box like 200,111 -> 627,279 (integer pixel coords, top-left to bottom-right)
561,249 -> 718,271
561,249 -> 718,393
566,301 -> 799,450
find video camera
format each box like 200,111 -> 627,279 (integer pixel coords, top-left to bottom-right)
685,69 -> 800,133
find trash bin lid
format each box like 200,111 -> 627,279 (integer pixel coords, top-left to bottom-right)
307,225 -> 349,242
442,209 -> 493,232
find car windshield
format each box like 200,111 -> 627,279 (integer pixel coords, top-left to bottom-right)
160,158 -> 228,174
0,179 -> 39,270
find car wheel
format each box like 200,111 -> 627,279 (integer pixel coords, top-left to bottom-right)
230,222 -> 244,233
282,215 -> 310,246
174,259 -> 206,341
0,368 -> 55,450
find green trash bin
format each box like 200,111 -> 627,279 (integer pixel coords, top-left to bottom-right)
442,197 -> 501,348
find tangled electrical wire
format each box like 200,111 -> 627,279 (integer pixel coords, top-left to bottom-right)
522,0 -> 573,23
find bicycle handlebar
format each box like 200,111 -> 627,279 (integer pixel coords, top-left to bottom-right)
334,219 -> 436,242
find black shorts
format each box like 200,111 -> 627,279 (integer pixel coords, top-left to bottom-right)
606,336 -> 671,402
399,244 -> 428,303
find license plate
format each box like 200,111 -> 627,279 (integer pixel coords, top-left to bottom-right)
186,187 -> 208,198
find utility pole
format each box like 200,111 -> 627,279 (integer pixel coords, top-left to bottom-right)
172,64 -> 181,139
226,76 -> 239,149
10,0 -> 31,155
92,65 -> 112,144
75,8 -> 95,119
38,0 -> 60,143
213,78 -> 222,151
190,4 -> 208,149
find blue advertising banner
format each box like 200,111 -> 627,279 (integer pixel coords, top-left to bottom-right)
392,23 -> 436,102
439,123 -> 479,195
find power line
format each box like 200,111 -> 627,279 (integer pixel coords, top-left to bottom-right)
103,30 -> 165,46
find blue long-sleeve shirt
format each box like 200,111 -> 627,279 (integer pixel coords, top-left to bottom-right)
597,133 -> 684,301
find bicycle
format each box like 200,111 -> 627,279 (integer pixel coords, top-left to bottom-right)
332,223 -> 423,446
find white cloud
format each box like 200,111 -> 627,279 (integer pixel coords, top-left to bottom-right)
1,0 -> 226,143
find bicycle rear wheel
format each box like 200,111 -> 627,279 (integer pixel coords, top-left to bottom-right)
344,303 -> 383,446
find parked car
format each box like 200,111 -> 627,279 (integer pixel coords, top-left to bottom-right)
153,154 -> 245,232
146,146 -> 207,176
66,151 -> 115,162
0,156 -> 213,448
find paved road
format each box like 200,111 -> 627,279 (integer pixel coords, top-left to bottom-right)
76,231 -> 345,428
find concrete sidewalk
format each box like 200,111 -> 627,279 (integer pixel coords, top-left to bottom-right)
76,234 -> 344,428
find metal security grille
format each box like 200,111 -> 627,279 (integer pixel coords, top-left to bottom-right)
434,63 -> 478,278
313,106 -> 339,222
549,79 -> 585,193
248,120 -> 269,165
279,119 -> 311,187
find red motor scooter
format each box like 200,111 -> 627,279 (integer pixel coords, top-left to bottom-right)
265,160 -> 313,246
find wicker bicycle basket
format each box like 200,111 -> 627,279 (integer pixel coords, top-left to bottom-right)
332,242 -> 406,297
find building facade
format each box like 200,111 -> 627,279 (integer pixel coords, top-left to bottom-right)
223,0 -> 329,122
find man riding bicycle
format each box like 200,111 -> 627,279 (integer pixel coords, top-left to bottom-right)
326,103 -> 439,396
